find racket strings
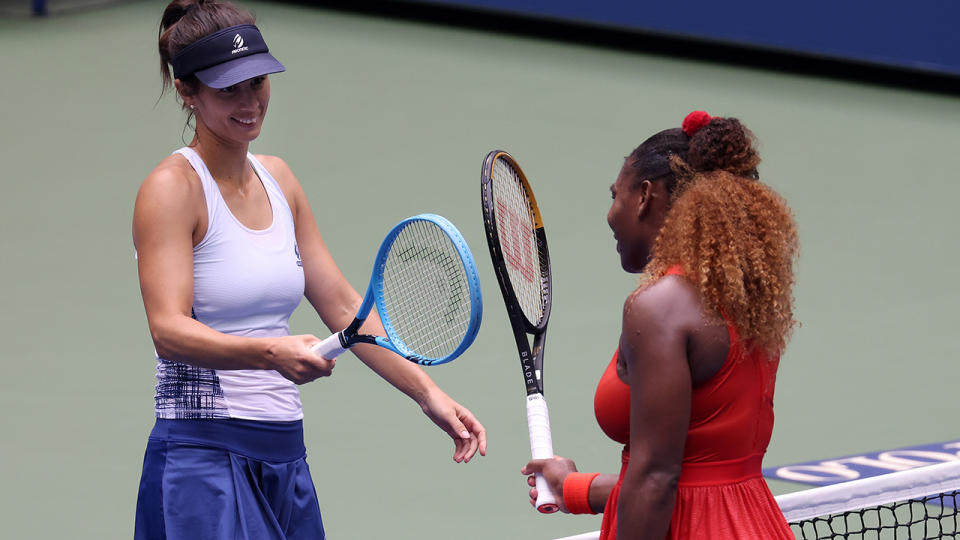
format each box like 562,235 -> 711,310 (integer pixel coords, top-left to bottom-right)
490,158 -> 548,325
381,220 -> 473,359
387,228 -> 470,353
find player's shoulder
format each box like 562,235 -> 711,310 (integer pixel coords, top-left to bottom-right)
254,154 -> 293,179
253,153 -> 288,170
138,153 -> 202,202
623,274 -> 703,330
254,154 -> 302,191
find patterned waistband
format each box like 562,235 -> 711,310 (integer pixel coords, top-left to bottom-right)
149,418 -> 306,463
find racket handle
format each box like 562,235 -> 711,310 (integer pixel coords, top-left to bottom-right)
312,332 -> 348,360
526,393 -> 559,514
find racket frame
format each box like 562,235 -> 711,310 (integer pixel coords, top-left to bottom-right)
481,150 -> 559,513
314,213 -> 483,366
481,151 -> 553,393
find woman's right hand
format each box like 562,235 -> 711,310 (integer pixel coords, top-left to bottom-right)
267,334 -> 336,384
521,456 -> 579,512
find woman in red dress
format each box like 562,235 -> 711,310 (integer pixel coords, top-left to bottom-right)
522,111 -> 799,539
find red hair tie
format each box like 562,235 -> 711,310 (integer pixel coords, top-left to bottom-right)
682,110 -> 712,136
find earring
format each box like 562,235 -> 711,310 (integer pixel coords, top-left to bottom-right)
189,104 -> 195,111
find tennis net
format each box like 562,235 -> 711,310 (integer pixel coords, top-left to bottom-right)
554,460 -> 960,539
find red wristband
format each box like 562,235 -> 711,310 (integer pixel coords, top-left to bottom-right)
563,472 -> 600,514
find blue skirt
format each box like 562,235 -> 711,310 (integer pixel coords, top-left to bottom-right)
135,418 -> 325,540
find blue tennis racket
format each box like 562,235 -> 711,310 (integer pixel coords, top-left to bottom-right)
312,214 -> 482,366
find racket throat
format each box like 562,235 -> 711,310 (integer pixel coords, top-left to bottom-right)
522,370 -> 544,396
520,337 -> 546,395
342,318 -> 365,344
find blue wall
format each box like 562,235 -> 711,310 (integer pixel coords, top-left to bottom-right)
410,0 -> 960,77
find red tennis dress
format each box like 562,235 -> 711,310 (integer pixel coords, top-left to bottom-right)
594,279 -> 793,539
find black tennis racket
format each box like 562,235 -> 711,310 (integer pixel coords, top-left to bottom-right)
481,150 -> 558,513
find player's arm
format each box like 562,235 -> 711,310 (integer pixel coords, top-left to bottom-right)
261,155 -> 487,461
584,473 -> 619,512
133,158 -> 333,384
616,277 -> 693,538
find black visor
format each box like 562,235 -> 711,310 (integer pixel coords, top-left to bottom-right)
170,24 -> 285,89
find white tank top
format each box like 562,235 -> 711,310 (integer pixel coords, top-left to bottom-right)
152,147 -> 305,421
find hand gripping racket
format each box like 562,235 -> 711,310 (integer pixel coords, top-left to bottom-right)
312,214 -> 482,366
480,150 -> 558,513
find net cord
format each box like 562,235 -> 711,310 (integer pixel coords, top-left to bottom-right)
776,459 -> 960,523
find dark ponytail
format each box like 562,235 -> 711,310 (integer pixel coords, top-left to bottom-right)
158,0 -> 254,95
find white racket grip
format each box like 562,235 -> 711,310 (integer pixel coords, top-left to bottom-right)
527,393 -> 559,513
312,332 -> 348,360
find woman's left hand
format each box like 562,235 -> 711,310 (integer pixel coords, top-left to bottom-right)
420,390 -> 487,463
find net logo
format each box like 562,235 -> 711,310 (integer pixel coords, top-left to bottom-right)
231,34 -> 248,55
763,440 -> 960,486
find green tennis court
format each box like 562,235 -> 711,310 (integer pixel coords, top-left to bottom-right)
1,1 -> 958,538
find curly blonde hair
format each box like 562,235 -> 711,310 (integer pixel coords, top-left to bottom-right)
641,117 -> 798,356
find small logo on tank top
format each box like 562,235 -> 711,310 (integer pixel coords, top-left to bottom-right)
295,244 -> 303,267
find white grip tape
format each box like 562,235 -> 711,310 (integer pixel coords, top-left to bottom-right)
312,332 -> 348,360
527,393 -> 558,512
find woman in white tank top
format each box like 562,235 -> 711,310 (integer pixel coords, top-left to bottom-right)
133,2 -> 485,538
